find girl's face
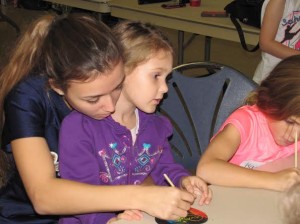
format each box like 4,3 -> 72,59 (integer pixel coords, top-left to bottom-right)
267,116 -> 300,146
58,61 -> 125,120
121,50 -> 173,113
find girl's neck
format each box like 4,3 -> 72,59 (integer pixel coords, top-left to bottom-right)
112,96 -> 137,129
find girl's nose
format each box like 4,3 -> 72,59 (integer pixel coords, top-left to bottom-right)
160,81 -> 168,94
102,95 -> 115,113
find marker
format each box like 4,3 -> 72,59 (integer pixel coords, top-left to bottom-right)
295,130 -> 298,168
163,173 -> 175,187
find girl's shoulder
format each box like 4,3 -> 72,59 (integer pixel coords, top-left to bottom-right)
6,74 -> 71,122
7,74 -> 48,101
224,105 -> 265,133
62,110 -> 110,131
5,75 -> 49,108
140,110 -> 171,125
230,105 -> 262,119
138,110 -> 172,134
62,110 -> 91,126
15,74 -> 47,91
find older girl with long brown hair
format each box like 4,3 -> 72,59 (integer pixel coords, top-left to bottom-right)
0,14 -> 195,224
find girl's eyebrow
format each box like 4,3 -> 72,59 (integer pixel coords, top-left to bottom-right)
81,76 -> 125,99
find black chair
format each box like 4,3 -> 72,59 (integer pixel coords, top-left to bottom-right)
157,61 -> 258,171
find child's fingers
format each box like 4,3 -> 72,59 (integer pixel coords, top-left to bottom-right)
117,213 -> 132,221
127,209 -> 143,218
203,187 -> 213,204
184,183 -> 195,194
181,177 -> 194,193
182,176 -> 212,203
197,187 -> 213,205
195,180 -> 210,195
118,210 -> 143,221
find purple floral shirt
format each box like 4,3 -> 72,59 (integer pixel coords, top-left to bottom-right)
58,109 -> 189,224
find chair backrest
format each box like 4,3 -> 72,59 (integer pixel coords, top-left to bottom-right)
157,62 -> 258,170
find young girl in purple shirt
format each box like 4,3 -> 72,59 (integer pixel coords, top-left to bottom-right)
58,21 -> 212,224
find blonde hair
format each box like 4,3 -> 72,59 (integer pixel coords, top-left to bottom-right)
112,20 -> 174,74
281,182 -> 300,224
245,54 -> 300,120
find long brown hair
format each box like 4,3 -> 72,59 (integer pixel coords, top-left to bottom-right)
0,14 -> 124,187
0,13 -> 124,129
245,54 -> 300,120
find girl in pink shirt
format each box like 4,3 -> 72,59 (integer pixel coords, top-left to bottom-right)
197,54 -> 300,191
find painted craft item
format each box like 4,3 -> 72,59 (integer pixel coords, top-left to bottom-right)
155,207 -> 208,224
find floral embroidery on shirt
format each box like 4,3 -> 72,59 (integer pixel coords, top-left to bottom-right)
98,142 -> 163,184
98,142 -> 127,183
135,143 -> 163,173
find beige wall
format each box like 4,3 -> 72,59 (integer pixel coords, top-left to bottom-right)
161,28 -> 261,79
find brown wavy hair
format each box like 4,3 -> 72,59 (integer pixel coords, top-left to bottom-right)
0,13 -> 124,187
245,54 -> 300,120
0,13 -> 123,129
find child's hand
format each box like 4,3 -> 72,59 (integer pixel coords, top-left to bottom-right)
107,210 -> 143,223
180,176 -> 212,205
272,168 -> 300,191
140,186 -> 194,220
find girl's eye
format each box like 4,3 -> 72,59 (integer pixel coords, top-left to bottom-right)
154,73 -> 160,79
116,83 -> 123,90
86,99 -> 99,104
286,119 -> 295,125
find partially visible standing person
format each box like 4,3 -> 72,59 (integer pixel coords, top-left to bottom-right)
253,0 -> 300,84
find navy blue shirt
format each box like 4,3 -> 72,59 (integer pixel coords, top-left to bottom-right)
0,74 -> 71,224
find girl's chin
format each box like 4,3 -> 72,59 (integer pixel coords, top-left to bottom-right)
91,114 -> 110,120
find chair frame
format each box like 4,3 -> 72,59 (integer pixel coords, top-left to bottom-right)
157,61 -> 258,170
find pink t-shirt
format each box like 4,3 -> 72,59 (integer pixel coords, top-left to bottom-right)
216,105 -> 297,169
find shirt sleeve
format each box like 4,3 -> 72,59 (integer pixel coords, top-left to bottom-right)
3,80 -> 46,145
215,106 -> 254,145
59,111 -> 99,183
60,213 -> 116,224
150,116 -> 190,187
58,111 -> 116,223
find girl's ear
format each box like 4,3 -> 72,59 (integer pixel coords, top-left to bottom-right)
48,79 -> 64,96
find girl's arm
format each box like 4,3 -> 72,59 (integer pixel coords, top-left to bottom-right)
12,137 -> 194,220
260,0 -> 299,59
196,124 -> 300,191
